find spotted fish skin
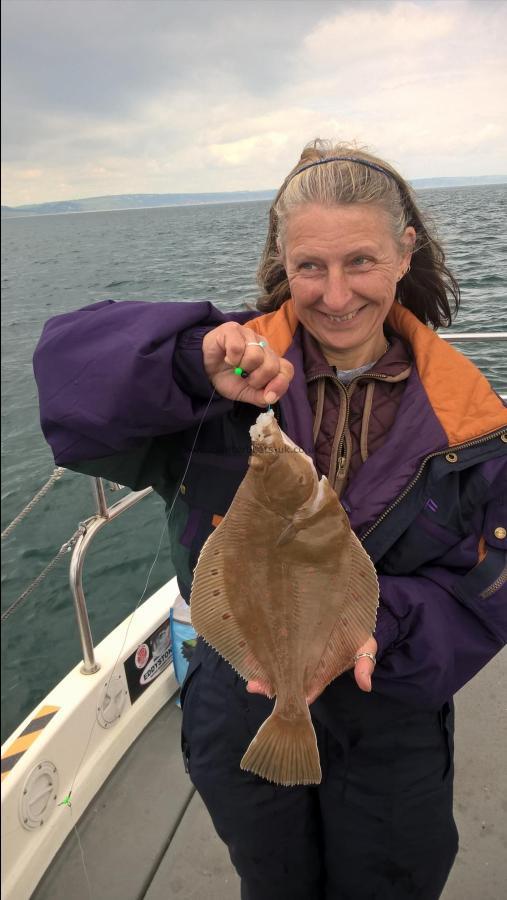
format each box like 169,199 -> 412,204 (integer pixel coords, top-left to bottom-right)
190,410 -> 379,786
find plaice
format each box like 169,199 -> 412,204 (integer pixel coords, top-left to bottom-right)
190,410 -> 379,786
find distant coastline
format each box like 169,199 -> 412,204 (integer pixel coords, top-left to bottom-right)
0,190 -> 276,219
2,177 -> 506,219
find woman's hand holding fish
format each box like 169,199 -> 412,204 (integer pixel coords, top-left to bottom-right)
203,323 -> 294,407
246,635 -> 378,702
352,635 -> 377,693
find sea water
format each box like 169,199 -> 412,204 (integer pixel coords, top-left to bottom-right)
1,185 -> 506,742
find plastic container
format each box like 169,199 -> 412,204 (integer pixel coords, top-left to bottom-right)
169,594 -> 197,707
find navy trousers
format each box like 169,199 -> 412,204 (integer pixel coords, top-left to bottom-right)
181,642 -> 458,900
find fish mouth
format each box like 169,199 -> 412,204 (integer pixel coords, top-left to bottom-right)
250,410 -> 316,463
249,409 -> 277,445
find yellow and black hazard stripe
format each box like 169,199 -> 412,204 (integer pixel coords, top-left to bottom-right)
1,705 -> 59,782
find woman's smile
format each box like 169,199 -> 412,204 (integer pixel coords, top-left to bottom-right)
321,306 -> 366,323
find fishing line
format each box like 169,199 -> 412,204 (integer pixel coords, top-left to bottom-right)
71,809 -> 94,900
59,387 -> 219,895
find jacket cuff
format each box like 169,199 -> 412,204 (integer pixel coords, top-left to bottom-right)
173,326 -> 218,399
374,604 -> 400,659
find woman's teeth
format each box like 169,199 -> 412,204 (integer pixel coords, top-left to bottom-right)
325,309 -> 360,322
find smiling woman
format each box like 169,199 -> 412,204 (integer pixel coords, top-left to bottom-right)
282,203 -> 414,369
32,137 -> 507,900
257,140 -> 460,331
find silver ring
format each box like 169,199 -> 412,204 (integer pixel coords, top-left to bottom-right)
353,651 -> 376,665
246,340 -> 267,348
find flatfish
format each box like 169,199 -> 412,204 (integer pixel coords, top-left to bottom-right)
190,410 -> 378,786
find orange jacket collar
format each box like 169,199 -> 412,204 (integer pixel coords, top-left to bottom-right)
247,300 -> 507,447
387,304 -> 507,446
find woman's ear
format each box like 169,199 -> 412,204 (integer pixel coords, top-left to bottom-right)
403,225 -> 416,256
400,225 -> 416,271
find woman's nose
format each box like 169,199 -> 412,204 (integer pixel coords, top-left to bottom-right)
323,268 -> 354,311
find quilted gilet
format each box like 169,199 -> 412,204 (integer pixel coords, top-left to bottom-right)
302,328 -> 412,497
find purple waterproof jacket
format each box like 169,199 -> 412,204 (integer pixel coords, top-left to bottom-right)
33,298 -> 507,710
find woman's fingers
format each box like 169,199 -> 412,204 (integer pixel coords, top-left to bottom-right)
261,360 -> 294,404
354,657 -> 375,692
202,323 -> 294,406
238,344 -> 281,386
206,324 -> 268,372
246,679 -> 273,697
353,636 -> 378,693
223,329 -> 267,369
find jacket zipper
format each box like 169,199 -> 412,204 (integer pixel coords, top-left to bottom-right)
308,372 -> 389,485
480,564 -> 507,599
359,428 -> 507,543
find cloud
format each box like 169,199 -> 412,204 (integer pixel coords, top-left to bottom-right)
302,0 -> 455,64
17,168 -> 44,180
2,0 -> 506,205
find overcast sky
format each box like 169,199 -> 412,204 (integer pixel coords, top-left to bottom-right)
2,0 -> 506,206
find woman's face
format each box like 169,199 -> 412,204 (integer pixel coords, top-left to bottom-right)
282,203 -> 415,367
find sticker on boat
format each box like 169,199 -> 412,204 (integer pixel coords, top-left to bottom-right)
124,621 -> 172,703
134,643 -> 149,669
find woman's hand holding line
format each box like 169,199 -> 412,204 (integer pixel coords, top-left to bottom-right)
202,323 -> 294,407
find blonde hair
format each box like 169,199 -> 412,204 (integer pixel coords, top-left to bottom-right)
256,139 -> 460,328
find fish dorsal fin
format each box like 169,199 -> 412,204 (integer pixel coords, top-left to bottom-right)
190,519 -> 275,694
306,530 -> 379,697
346,530 -> 380,613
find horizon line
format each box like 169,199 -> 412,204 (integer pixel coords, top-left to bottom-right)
3,176 -> 507,215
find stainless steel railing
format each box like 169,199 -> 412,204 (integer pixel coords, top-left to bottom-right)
70,481 -> 153,674
439,332 -> 507,341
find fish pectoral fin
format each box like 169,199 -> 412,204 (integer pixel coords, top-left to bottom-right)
276,521 -> 298,546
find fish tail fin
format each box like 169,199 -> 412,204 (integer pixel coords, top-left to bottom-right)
240,701 -> 321,786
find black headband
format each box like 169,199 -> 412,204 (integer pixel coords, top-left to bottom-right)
286,155 -> 398,186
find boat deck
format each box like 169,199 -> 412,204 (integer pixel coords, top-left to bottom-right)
33,651 -> 506,900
